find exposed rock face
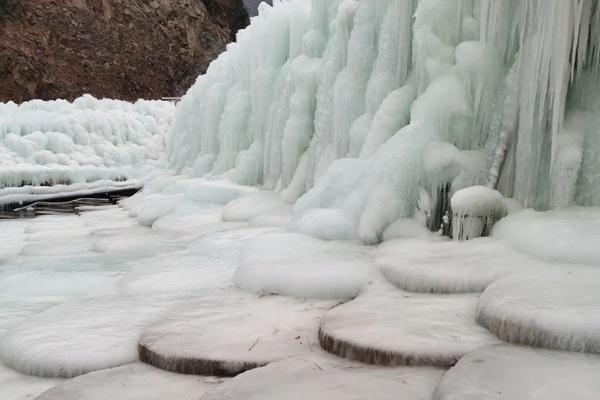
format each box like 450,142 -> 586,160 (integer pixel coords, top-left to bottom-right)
0,0 -> 249,102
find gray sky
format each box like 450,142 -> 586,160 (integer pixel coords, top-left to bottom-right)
243,0 -> 273,16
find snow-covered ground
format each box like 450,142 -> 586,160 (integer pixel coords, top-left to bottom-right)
1,176 -> 599,399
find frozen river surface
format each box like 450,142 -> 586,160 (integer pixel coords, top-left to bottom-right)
1,190 -> 599,399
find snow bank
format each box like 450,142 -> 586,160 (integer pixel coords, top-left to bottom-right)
0,95 -> 173,199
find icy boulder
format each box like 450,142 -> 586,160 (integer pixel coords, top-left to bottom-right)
451,186 -> 507,240
233,232 -> 373,299
492,207 -> 600,266
318,289 -> 499,367
476,267 -> 600,353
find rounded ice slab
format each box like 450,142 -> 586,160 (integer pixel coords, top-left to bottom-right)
319,291 -> 499,367
377,238 -> 538,293
35,363 -> 224,400
201,357 -> 442,400
477,267 -> 600,353
139,295 -> 334,376
434,344 -> 600,400
492,207 -> 600,266
233,232 -> 373,299
0,295 -> 174,378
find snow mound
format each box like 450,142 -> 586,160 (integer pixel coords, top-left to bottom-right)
0,95 -> 173,192
434,344 -> 600,400
138,293 -> 334,376
377,238 -> 540,293
0,295 -> 176,378
223,191 -> 290,222
233,232 -> 373,299
319,290 -> 499,367
492,207 -> 600,266
34,363 -> 225,400
201,356 -> 443,400
477,267 -> 600,353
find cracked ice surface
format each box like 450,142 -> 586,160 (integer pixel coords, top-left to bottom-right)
434,344 -> 600,400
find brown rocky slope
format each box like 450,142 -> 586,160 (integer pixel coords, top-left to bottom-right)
0,0 -> 249,102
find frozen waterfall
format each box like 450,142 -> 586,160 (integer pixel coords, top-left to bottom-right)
167,0 -> 600,243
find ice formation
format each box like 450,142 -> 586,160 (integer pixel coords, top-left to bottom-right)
138,294 -> 333,376
34,363 -> 224,400
434,344 -> 600,400
200,356 -> 442,400
233,232 -> 373,299
376,237 -> 542,293
0,95 -> 173,208
476,267 -> 600,353
318,286 -> 499,367
162,0 -> 600,242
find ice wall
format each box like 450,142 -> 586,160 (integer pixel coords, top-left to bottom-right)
167,0 -> 600,243
0,95 -> 174,188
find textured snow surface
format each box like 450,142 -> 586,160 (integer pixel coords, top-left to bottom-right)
492,207 -> 600,266
377,237 -> 541,293
201,356 -> 443,400
139,292 -> 333,376
434,344 -> 600,400
477,267 -> 600,353
234,232 -> 373,299
0,295 -> 179,378
0,363 -> 61,400
34,363 -> 225,400
319,287 -> 499,367
0,96 -> 173,200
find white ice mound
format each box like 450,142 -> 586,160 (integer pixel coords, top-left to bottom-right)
377,237 -> 539,293
451,186 -> 507,240
138,292 -> 334,376
233,232 -> 373,299
319,289 -> 499,367
0,95 -> 173,190
492,207 -> 600,266
34,363 -> 225,400
476,267 -> 600,353
0,295 -> 175,378
223,191 -> 291,223
200,356 -> 443,400
433,344 -> 600,400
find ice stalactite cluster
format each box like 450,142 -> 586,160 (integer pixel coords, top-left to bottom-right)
164,0 -> 600,244
0,95 -> 173,189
